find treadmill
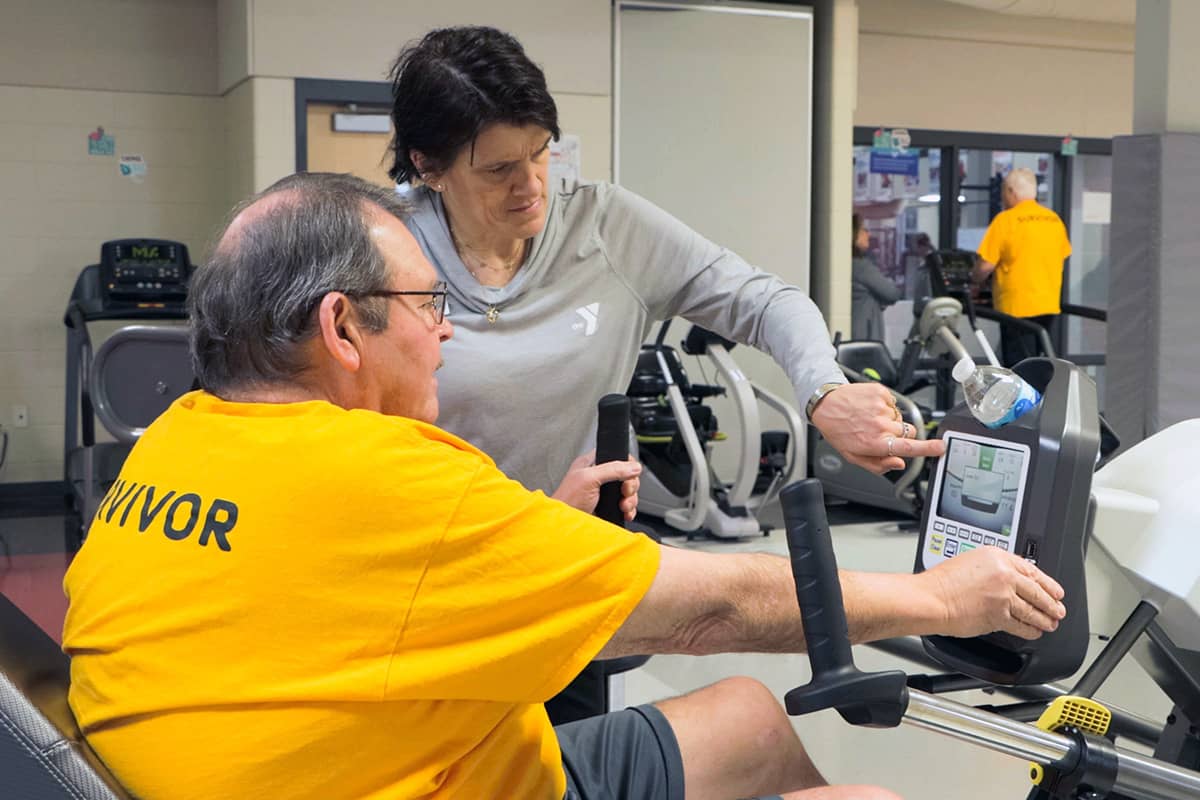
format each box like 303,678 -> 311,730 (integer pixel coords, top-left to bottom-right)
63,239 -> 193,530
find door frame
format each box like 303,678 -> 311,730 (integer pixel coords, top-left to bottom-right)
294,78 -> 392,173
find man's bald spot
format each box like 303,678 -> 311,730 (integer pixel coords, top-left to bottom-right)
214,189 -> 304,257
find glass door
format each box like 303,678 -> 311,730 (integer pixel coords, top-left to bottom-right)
852,145 -> 940,301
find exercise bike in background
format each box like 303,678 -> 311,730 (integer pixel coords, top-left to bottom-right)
629,320 -> 804,540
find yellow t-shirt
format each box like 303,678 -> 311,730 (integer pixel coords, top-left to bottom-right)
63,391 -> 659,800
976,199 -> 1071,317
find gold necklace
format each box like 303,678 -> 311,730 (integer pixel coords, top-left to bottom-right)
449,230 -> 527,278
449,228 -> 528,324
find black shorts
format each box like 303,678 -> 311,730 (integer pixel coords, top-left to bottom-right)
557,704 -> 782,800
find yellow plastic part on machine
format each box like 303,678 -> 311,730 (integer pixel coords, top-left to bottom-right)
1029,696 -> 1112,784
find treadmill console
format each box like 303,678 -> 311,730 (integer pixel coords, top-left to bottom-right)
927,249 -> 992,307
920,431 -> 1031,566
99,239 -> 191,304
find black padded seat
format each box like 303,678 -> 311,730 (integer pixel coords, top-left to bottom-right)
835,340 -> 900,388
0,593 -> 133,799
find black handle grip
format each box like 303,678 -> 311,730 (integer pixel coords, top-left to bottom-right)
595,394 -> 631,527
781,478 -> 910,726
781,478 -> 854,678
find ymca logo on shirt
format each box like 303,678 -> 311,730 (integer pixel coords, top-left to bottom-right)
573,303 -> 600,336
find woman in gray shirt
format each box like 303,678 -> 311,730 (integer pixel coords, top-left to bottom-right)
385,25 -> 942,799
850,214 -> 902,341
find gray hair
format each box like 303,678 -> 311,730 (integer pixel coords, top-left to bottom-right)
1004,168 -> 1038,202
188,172 -> 413,394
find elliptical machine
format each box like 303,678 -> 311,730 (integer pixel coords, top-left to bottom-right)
628,320 -> 804,539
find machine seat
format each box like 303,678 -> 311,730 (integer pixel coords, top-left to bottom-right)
835,340 -> 900,388
0,593 -> 133,799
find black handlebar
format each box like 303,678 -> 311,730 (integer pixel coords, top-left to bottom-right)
594,394 -> 631,527
782,478 -> 909,727
782,479 -> 855,675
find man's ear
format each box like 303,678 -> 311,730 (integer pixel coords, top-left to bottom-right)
316,292 -> 365,373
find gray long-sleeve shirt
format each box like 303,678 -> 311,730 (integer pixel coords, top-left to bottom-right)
404,181 -> 842,495
851,254 -> 901,341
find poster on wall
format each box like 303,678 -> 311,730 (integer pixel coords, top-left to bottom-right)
904,170 -> 921,198
871,172 -> 894,202
549,134 -> 581,191
1081,191 -> 1111,224
87,126 -> 114,156
869,150 -> 919,177
854,152 -> 869,202
991,151 -> 1014,178
119,154 -> 147,183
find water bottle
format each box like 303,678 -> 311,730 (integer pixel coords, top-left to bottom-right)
952,357 -> 1042,429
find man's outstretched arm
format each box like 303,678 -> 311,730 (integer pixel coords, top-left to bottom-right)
973,256 -> 998,286
597,544 -> 1066,659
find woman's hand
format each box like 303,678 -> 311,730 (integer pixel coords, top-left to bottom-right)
552,451 -> 642,522
810,382 -> 945,474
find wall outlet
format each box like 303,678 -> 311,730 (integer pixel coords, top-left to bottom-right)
13,404 -> 28,428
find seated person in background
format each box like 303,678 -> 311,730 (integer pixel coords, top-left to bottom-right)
972,167 -> 1071,367
63,172 -> 1068,800
851,213 -> 902,341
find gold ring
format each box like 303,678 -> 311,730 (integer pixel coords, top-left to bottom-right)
886,436 -> 896,457
892,405 -> 901,421
901,421 -> 912,439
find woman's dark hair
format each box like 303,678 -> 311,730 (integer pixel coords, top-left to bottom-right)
852,213 -> 865,255
387,26 -> 560,184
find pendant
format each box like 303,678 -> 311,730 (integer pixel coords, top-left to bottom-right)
486,306 -> 500,324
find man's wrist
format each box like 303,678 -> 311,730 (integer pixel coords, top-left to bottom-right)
805,381 -> 844,420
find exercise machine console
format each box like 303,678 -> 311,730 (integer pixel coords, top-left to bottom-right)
916,357 -> 1099,685
97,239 -> 190,306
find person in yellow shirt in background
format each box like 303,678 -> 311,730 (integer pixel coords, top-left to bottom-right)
63,172 -> 1069,800
973,167 -> 1072,367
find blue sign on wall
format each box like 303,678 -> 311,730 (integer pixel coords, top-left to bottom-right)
869,150 -> 919,177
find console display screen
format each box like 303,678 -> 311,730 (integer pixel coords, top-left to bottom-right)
114,242 -> 176,265
922,431 -> 1031,568
936,437 -> 1025,535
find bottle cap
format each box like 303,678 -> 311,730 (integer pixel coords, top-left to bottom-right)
952,356 -> 976,383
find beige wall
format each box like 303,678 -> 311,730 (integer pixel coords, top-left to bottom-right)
246,0 -> 609,93
0,86 -> 228,482
857,0 -> 1135,137
0,0 -> 218,95
227,0 -> 614,186
0,0 -> 230,483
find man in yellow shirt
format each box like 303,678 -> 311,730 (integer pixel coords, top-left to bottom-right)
973,167 -> 1072,366
63,173 -> 1068,800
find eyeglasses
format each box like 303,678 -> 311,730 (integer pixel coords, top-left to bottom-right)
353,280 -> 449,324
